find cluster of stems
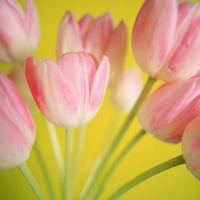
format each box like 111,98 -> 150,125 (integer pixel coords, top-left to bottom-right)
19,76 -> 185,200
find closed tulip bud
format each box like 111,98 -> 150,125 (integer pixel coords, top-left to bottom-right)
132,0 -> 200,81
138,76 -> 200,143
0,0 -> 40,64
111,68 -> 143,112
25,52 -> 110,128
182,116 -> 200,180
0,71 -> 35,168
56,11 -> 127,83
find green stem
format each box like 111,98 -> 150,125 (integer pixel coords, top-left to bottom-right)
19,163 -> 45,200
45,120 -> 64,181
92,129 -> 146,200
34,142 -> 56,200
73,125 -> 86,181
64,128 -> 74,200
70,125 -> 86,200
108,155 -> 185,200
79,76 -> 156,200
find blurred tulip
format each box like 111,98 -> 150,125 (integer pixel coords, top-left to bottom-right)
56,11 -> 127,84
0,0 -> 40,64
8,65 -> 35,110
138,75 -> 200,143
111,68 -> 143,112
132,0 -> 200,81
0,71 -> 35,168
26,52 -> 110,128
182,116 -> 200,179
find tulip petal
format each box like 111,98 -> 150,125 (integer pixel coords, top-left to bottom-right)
0,0 -> 39,63
88,56 -> 110,120
0,71 -> 35,168
138,76 -> 200,143
182,116 -> 200,179
56,11 -> 83,58
157,3 -> 200,81
105,21 -> 127,83
84,12 -> 113,61
132,0 -> 177,76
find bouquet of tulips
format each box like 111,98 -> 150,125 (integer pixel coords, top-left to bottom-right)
0,0 -> 200,199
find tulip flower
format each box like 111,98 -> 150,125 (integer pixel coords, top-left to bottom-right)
0,71 -> 35,168
111,68 -> 143,112
25,52 -> 110,128
138,75 -> 200,143
182,116 -> 200,180
0,0 -> 40,64
132,0 -> 200,81
56,11 -> 127,83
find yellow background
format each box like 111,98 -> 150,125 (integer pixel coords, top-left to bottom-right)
0,0 -> 200,199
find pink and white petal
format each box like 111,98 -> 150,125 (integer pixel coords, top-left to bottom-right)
152,97 -> 200,143
105,21 -> 127,82
138,76 -> 200,143
84,12 -> 113,61
132,0 -> 177,76
87,56 -> 110,121
24,0 -> 40,48
157,3 -> 200,81
182,116 -> 200,179
57,53 -> 98,124
0,71 -> 35,168
79,14 -> 93,40
56,11 -> 83,58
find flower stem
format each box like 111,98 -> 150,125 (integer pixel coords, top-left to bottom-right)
108,155 -> 185,200
34,142 -> 56,200
79,76 -> 156,200
45,120 -> 64,181
64,128 -> 73,200
73,125 -> 86,182
92,129 -> 146,200
19,163 -> 45,200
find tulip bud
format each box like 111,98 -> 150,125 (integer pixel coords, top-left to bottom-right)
111,68 -> 143,112
0,0 -> 40,64
56,11 -> 127,83
182,116 -> 200,179
132,0 -> 200,81
25,52 -> 110,128
138,75 -> 200,143
0,71 -> 35,168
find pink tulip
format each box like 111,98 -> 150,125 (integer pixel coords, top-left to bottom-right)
0,0 -> 40,64
0,71 -> 35,168
25,52 -> 110,128
111,68 -> 143,112
56,11 -> 127,83
182,116 -> 200,179
138,75 -> 200,143
132,0 -> 200,81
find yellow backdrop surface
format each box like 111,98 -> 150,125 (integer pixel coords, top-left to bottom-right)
0,0 -> 200,200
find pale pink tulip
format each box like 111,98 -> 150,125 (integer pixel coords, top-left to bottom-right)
182,116 -> 200,179
56,11 -> 127,83
0,71 -> 35,168
0,0 -> 40,63
138,75 -> 200,143
132,0 -> 200,81
25,52 -> 110,128
111,68 -> 143,112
